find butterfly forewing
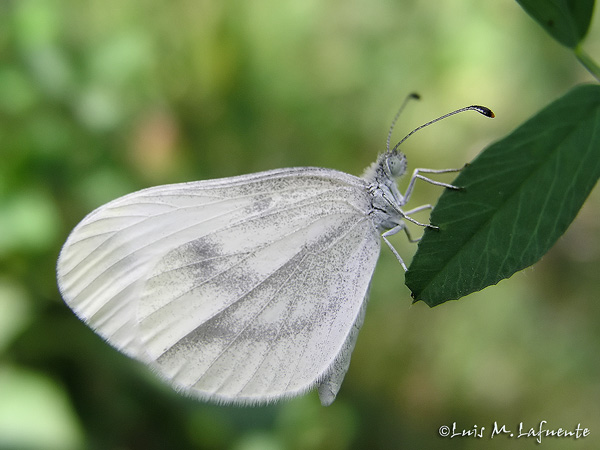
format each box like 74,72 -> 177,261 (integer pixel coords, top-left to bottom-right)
57,167 -> 381,404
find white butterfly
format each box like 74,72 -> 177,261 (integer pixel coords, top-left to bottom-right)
57,97 -> 493,406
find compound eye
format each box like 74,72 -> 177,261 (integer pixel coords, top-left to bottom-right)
387,153 -> 407,178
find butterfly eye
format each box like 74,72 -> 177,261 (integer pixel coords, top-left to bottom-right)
386,153 -> 407,178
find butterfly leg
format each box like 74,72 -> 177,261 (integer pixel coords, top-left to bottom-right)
402,203 -> 440,231
403,204 -> 433,216
402,167 -> 463,204
401,225 -> 422,243
382,225 -> 409,271
399,213 -> 436,229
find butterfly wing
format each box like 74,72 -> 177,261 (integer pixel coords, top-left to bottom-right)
57,167 -> 380,405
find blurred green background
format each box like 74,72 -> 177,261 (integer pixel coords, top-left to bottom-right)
1,0 -> 599,449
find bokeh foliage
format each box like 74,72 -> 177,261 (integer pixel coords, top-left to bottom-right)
1,1 -> 599,449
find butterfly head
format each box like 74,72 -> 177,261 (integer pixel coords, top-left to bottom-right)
362,149 -> 407,184
385,151 -> 407,178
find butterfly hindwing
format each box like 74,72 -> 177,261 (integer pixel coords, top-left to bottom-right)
57,167 -> 380,404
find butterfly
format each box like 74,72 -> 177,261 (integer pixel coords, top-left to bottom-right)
57,95 -> 493,406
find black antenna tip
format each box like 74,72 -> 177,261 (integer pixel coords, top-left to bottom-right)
473,105 -> 495,118
409,92 -> 421,100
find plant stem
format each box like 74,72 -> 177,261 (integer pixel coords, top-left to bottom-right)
575,46 -> 600,82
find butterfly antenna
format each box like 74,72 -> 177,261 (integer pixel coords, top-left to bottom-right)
391,105 -> 495,153
386,92 -> 421,152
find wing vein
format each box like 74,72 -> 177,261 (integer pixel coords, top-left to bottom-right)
146,211 -> 361,328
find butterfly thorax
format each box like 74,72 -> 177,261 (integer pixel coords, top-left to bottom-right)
363,151 -> 408,232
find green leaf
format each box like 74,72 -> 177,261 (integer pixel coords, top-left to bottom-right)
406,84 -> 600,307
516,0 -> 595,48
